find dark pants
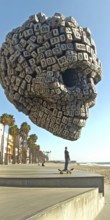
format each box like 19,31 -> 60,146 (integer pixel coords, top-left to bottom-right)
64,159 -> 69,171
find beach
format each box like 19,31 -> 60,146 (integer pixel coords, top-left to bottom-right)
74,164 -> 110,185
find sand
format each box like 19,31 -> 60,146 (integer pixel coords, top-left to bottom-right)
74,164 -> 110,185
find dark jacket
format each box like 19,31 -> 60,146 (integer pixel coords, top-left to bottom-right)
64,149 -> 70,161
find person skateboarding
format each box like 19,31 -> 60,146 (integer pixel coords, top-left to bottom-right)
63,146 -> 70,171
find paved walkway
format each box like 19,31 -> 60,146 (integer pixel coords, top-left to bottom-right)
0,187 -> 92,220
0,163 -> 101,178
0,164 -> 109,220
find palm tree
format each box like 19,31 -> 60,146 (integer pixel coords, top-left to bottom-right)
31,143 -> 40,163
5,115 -> 15,165
16,133 -> 21,164
20,122 -> 31,163
0,113 -> 11,164
27,134 -> 38,163
37,149 -> 46,165
9,125 -> 19,164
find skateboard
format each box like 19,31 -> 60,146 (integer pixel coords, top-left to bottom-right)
58,168 -> 74,174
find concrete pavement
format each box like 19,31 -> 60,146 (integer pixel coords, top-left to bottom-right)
0,163 -> 104,177
0,187 -> 95,220
0,164 -> 107,219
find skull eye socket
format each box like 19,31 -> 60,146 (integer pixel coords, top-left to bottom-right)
62,68 -> 78,88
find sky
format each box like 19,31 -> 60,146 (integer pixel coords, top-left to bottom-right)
0,0 -> 110,162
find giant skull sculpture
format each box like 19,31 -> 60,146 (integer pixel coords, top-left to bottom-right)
0,12 -> 102,140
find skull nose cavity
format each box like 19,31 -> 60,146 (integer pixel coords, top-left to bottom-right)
62,69 -> 78,88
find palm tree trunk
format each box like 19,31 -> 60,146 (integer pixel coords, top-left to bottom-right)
22,139 -> 24,163
17,134 -> 20,164
22,139 -> 27,164
17,142 -> 20,164
5,127 -> 10,165
12,137 -> 16,164
29,148 -> 31,163
0,134 -> 4,164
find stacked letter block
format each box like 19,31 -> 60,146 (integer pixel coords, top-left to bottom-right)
0,12 -> 102,140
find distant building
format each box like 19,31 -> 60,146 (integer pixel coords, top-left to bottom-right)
0,123 -> 4,152
0,123 -> 13,163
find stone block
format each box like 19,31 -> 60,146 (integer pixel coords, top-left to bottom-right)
16,77 -> 21,86
52,29 -> 59,36
38,53 -> 45,60
43,32 -> 52,41
46,57 -> 56,66
37,46 -> 45,54
66,33 -> 73,42
43,41 -> 51,49
52,47 -> 62,56
34,23 -> 41,32
29,14 -> 39,22
23,51 -> 31,58
65,16 -> 78,27
78,53 -> 83,61
18,87 -> 24,95
75,43 -> 86,51
59,34 -> 66,42
25,66 -> 33,74
41,59 -> 47,68
50,36 -> 60,45
14,92 -> 20,101
31,51 -> 37,58
20,80 -> 26,89
56,118 -> 61,124
23,29 -> 34,38
19,71 -> 26,79
37,35 -> 43,44
40,25 -> 50,34
26,42 -> 37,52
25,75 -> 32,83
52,63 -> 60,71
27,84 -> 31,92
57,56 -> 68,67
37,12 -> 48,23
60,43 -> 67,51
72,29 -> 81,41
45,49 -> 53,57
35,66 -> 42,75
29,58 -> 36,66
66,43 -> 74,50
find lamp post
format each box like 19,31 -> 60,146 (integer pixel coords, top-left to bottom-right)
43,151 -> 51,161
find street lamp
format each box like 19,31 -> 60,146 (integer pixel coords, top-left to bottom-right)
43,151 -> 51,160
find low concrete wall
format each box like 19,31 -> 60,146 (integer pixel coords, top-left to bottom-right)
0,176 -> 104,195
27,188 -> 104,220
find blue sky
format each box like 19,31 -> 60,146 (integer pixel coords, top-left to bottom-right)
0,0 -> 110,162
